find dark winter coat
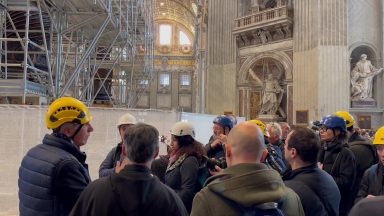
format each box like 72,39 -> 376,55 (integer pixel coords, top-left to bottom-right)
98,143 -> 123,177
151,155 -> 169,183
318,140 -> 356,216
165,155 -> 200,213
355,163 -> 384,203
205,135 -> 225,159
18,133 -> 91,216
283,163 -> 341,216
348,132 -> 378,198
349,195 -> 384,216
70,164 -> 188,216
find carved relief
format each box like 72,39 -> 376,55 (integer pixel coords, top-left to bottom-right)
235,24 -> 293,48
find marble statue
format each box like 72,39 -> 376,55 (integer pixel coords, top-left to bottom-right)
351,54 -> 383,101
260,73 -> 284,115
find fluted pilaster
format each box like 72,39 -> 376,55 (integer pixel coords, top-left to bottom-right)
293,0 -> 349,122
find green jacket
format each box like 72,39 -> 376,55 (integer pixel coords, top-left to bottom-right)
191,163 -> 304,216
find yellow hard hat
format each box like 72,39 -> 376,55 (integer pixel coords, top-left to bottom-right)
334,111 -> 355,128
373,127 -> 384,145
247,119 -> 270,137
46,97 -> 92,129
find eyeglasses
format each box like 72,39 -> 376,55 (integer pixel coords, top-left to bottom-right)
319,125 -> 329,131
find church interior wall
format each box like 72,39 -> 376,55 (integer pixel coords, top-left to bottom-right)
293,0 -> 349,123
0,106 -> 220,215
206,64 -> 237,114
205,0 -> 238,115
348,0 -> 384,129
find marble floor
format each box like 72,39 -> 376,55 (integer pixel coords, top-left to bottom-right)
0,105 -> 219,215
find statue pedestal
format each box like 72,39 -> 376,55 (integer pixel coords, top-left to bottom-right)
258,114 -> 284,123
351,98 -> 376,108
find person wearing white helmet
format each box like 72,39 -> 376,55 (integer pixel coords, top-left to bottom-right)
99,113 -> 137,177
165,121 -> 205,213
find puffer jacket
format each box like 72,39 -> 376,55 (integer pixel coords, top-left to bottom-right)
18,133 -> 91,216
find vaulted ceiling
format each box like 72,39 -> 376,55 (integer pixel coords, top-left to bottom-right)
155,0 -> 197,34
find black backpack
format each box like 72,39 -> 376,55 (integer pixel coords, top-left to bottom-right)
223,194 -> 285,216
234,201 -> 285,216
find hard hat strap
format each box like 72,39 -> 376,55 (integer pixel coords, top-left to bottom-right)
70,124 -> 84,139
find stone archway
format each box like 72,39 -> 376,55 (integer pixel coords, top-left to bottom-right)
238,51 -> 293,120
239,51 -> 293,85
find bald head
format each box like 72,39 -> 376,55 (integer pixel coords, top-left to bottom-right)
225,122 -> 265,166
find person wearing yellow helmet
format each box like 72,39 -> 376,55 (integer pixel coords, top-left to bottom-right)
99,113 -> 137,178
334,111 -> 378,202
19,97 -> 94,216
248,119 -> 285,174
355,126 -> 384,203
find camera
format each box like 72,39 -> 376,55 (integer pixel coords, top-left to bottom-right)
203,156 -> 227,170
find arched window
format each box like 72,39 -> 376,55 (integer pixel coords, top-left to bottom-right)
159,24 -> 172,45
179,31 -> 191,45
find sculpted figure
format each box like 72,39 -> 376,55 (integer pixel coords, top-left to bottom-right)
351,54 -> 383,101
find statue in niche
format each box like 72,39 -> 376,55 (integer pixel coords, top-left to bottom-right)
260,73 -> 284,115
351,54 -> 383,101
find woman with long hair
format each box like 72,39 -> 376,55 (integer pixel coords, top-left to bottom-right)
165,121 -> 205,213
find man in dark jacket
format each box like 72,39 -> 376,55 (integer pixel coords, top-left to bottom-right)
355,126 -> 384,203
318,115 -> 356,216
205,115 -> 233,160
18,97 -> 94,216
191,122 -> 304,216
335,111 -> 377,199
283,127 -> 340,216
70,123 -> 188,216
99,112 -> 137,177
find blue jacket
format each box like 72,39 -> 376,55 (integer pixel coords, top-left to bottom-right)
18,133 -> 91,216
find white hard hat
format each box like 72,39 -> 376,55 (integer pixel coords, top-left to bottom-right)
170,121 -> 195,138
117,113 -> 137,128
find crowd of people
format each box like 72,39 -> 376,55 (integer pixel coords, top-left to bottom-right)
18,97 -> 384,215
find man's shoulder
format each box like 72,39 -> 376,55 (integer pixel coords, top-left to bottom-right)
80,176 -> 113,198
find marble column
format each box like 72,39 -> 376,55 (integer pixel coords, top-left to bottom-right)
206,0 -> 237,115
293,0 -> 349,123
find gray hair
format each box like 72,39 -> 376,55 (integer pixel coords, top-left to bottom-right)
124,123 -> 159,163
267,122 -> 282,139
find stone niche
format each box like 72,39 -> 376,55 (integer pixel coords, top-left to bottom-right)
238,56 -> 290,121
350,45 -> 382,109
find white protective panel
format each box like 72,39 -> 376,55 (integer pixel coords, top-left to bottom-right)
0,105 -> 244,215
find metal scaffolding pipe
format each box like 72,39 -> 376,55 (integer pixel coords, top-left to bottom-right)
59,15 -> 111,97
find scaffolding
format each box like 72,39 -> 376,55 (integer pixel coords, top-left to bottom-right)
0,0 -> 155,107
